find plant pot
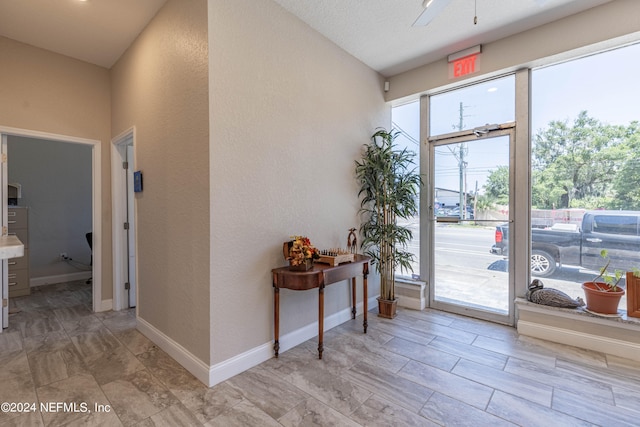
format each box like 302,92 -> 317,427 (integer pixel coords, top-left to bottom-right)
627,271 -> 640,318
582,281 -> 625,315
377,297 -> 397,319
289,258 -> 313,271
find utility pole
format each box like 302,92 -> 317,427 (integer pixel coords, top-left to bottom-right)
473,180 -> 479,223
458,102 -> 468,219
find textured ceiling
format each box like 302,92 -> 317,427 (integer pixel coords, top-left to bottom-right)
271,0 -> 612,76
0,0 -> 612,74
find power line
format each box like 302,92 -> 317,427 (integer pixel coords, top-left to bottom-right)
391,121 -> 420,147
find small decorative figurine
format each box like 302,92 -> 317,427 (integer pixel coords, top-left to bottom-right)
526,279 -> 584,308
347,228 -> 357,254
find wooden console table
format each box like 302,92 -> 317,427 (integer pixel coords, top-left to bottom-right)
272,254 -> 370,359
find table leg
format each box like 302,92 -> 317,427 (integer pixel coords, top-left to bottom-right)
351,277 -> 357,319
363,262 -> 368,334
318,285 -> 324,359
274,287 -> 280,357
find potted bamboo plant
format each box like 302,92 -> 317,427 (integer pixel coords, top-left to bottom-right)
355,129 -> 421,318
582,249 -> 638,315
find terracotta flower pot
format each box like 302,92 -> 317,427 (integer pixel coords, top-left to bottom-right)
582,281 -> 624,315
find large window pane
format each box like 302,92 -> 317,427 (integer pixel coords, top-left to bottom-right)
430,75 -> 515,136
531,43 -> 640,313
392,101 -> 420,278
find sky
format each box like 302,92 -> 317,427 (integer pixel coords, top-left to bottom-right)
391,42 -> 640,197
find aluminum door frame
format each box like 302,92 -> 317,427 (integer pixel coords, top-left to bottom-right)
426,123 -> 516,325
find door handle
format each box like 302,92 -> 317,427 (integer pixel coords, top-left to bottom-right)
586,238 -> 602,243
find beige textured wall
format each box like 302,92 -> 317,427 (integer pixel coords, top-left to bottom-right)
209,0 -> 388,364
387,0 -> 640,102
0,36 -> 113,301
111,0 -> 210,362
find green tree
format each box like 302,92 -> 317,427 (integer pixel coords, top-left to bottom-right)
611,121 -> 640,210
484,165 -> 509,205
473,194 -> 495,212
531,111 -> 637,209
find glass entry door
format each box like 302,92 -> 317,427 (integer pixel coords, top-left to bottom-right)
429,127 -> 513,324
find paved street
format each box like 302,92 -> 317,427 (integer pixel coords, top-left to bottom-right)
397,220 -> 627,314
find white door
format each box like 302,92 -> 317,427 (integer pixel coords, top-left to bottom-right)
112,133 -> 137,310
1,135 -> 7,331
125,145 -> 136,308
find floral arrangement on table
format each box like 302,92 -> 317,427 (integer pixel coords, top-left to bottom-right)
286,235 -> 320,266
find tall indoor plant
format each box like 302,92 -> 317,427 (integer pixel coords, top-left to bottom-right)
355,129 -> 421,318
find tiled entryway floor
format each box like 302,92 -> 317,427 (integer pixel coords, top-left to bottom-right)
1,281 -> 640,426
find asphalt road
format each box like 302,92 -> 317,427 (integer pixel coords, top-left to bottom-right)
398,222 -> 624,311
434,224 -> 497,271
399,220 -> 503,274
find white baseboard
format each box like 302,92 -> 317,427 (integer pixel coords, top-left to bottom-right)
137,297 -> 377,388
98,299 -> 113,312
30,271 -> 92,287
517,320 -> 640,362
277,302 -> 354,354
209,341 -> 274,386
136,317 -> 211,386
207,295 -> 378,387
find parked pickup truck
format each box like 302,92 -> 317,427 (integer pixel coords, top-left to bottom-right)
490,210 -> 640,277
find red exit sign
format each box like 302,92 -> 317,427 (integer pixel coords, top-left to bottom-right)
452,54 -> 478,78
447,45 -> 482,79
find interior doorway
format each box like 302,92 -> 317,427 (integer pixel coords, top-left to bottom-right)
0,126 -> 102,331
112,129 -> 137,310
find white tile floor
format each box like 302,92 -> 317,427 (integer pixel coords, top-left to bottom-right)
2,281 -> 640,426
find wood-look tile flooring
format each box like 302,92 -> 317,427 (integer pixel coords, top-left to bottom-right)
2,281 -> 640,426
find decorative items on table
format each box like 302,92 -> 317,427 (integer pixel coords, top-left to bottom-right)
283,236 -> 320,271
347,228 -> 357,254
317,248 -> 355,266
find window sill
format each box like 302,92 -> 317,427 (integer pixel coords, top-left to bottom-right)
395,278 -> 427,311
515,297 -> 640,362
516,297 -> 640,327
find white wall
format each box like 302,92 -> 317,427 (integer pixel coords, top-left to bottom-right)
209,0 -> 388,368
8,136 -> 92,281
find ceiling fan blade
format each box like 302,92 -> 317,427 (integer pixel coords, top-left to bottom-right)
412,0 -> 452,27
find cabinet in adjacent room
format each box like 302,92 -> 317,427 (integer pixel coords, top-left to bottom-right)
8,206 -> 29,297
